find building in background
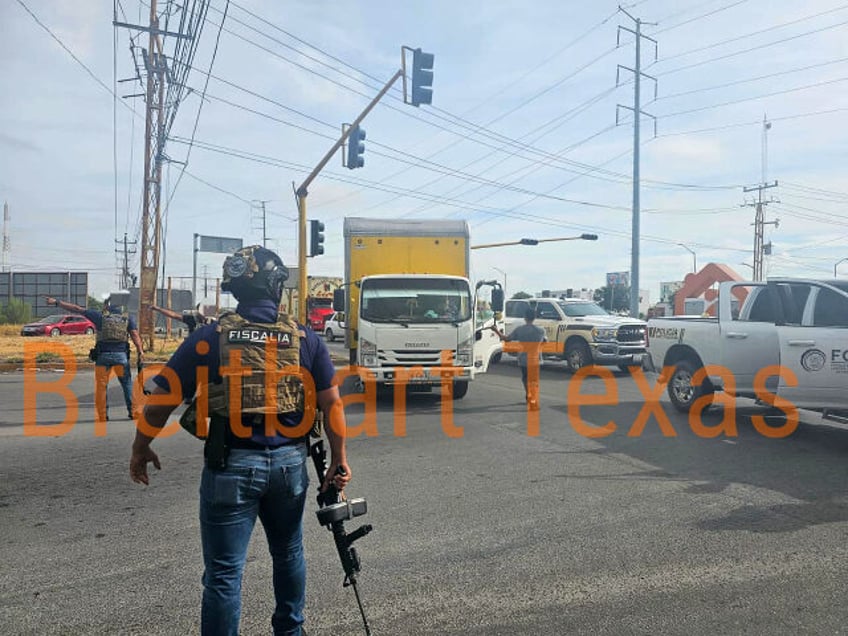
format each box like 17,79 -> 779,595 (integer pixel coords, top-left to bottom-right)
660,281 -> 684,304
0,271 -> 88,319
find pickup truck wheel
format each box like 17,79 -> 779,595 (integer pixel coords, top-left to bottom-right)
451,380 -> 469,400
489,352 -> 502,365
565,341 -> 592,372
324,328 -> 334,342
668,359 -> 714,413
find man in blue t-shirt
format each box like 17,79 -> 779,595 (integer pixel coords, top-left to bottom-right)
45,295 -> 144,421
129,246 -> 351,636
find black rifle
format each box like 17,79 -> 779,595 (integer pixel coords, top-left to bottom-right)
310,439 -> 373,635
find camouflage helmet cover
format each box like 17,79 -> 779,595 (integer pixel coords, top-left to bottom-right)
221,245 -> 289,301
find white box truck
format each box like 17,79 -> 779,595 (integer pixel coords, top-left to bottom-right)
337,218 -> 503,399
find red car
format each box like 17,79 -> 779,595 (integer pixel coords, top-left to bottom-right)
21,314 -> 97,337
307,298 -> 335,332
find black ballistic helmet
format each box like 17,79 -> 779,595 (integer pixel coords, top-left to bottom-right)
221,245 -> 289,302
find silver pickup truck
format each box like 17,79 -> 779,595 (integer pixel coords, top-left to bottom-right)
645,278 -> 848,421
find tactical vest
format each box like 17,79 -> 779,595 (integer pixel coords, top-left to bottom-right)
97,311 -> 128,344
209,311 -> 305,417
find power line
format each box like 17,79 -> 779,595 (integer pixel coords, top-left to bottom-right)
164,0 -> 230,209
656,15 -> 848,77
656,4 -> 848,64
651,0 -> 749,36
202,7 -> 743,192
658,106 -> 848,137
657,75 -> 848,119
15,0 -> 136,115
657,56 -> 848,101
781,181 -> 848,199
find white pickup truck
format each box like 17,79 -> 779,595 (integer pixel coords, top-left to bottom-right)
645,278 -> 848,420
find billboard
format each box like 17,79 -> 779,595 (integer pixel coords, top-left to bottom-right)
606,271 -> 629,287
0,271 -> 88,319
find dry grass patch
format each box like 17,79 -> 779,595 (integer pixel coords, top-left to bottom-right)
0,326 -> 184,364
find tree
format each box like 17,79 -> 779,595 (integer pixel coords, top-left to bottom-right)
0,298 -> 33,325
595,285 -> 630,313
87,296 -> 104,311
511,291 -> 532,299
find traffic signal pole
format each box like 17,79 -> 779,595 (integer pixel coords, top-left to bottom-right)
294,68 -> 403,323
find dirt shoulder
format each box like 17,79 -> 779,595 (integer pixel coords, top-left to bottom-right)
0,324 -> 183,370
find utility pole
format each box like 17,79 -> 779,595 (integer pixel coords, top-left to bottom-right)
616,7 -> 657,318
742,117 -> 778,282
133,0 -> 166,349
252,200 -> 270,248
742,182 -> 778,281
115,233 -> 138,289
1,201 -> 9,273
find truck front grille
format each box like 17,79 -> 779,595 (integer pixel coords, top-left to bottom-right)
617,325 -> 646,344
378,349 -> 456,367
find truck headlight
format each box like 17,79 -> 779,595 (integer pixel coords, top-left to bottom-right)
593,327 -> 617,341
456,336 -> 473,366
360,338 -> 377,367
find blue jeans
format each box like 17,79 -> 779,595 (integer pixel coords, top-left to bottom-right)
199,444 -> 309,636
95,350 -> 132,418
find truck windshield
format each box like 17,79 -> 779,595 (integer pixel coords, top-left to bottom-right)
360,278 -> 472,323
557,301 -> 609,317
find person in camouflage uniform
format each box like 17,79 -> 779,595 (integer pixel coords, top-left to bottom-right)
45,295 -> 144,421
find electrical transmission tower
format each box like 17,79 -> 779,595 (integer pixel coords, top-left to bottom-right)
616,7 -> 657,318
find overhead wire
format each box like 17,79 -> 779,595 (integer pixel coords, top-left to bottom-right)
655,3 -> 848,64
164,0 -> 230,209
209,5 -> 741,192
655,15 -> 848,77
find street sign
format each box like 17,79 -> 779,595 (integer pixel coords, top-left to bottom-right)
198,235 -> 243,254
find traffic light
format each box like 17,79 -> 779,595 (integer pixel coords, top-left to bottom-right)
346,125 -> 366,170
310,219 -> 325,256
410,48 -> 434,107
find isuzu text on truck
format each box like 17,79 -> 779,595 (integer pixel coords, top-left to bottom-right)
645,278 -> 848,422
335,218 -> 503,399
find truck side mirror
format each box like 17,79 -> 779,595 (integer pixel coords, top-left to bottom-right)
333,288 -> 345,312
491,288 -> 504,312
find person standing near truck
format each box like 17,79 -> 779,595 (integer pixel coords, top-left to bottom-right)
491,307 -> 547,409
44,295 -> 144,421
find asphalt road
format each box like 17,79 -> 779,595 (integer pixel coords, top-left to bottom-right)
2,352 -> 848,635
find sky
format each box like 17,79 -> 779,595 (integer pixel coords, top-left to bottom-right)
2,0 -> 848,308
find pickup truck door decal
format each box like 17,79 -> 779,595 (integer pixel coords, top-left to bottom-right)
777,284 -> 848,409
